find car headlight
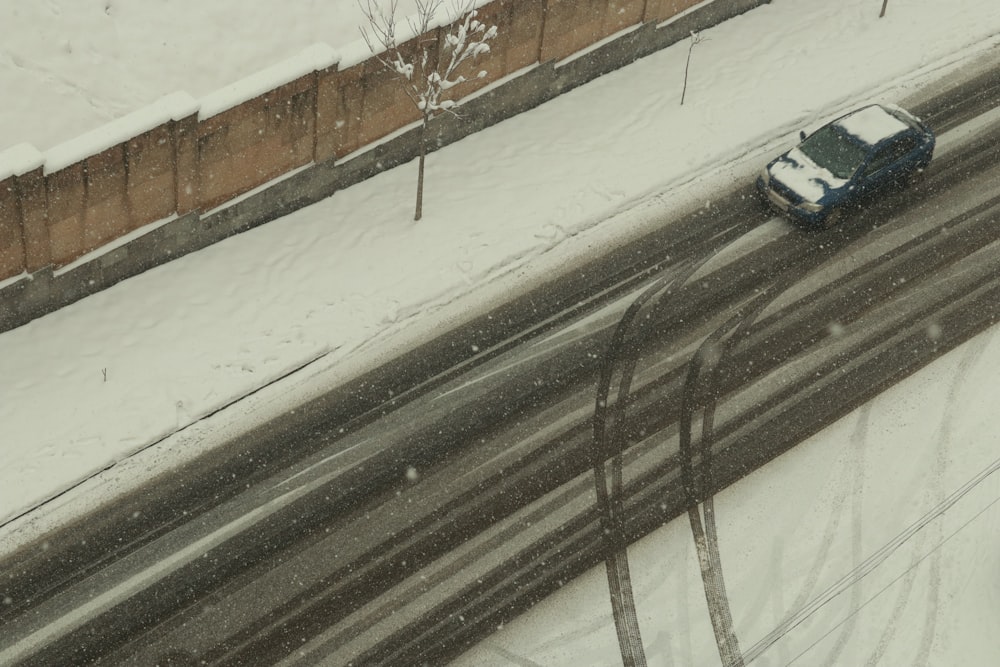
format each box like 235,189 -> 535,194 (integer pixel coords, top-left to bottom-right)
798,201 -> 824,213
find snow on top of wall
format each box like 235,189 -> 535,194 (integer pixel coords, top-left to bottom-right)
0,143 -> 44,182
339,37 -> 377,72
199,43 -> 340,120
44,92 -> 199,175
19,3 -> 496,179
339,0 -> 495,70
836,104 -> 909,146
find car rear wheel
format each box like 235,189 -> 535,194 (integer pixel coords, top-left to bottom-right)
906,167 -> 926,188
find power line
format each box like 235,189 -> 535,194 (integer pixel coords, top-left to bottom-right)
740,453 -> 1000,664
783,490 -> 1000,666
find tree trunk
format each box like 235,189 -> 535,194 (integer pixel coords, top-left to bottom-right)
415,116 -> 428,221
681,41 -> 693,106
880,0 -> 888,18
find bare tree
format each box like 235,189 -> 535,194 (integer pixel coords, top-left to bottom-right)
680,31 -> 706,106
359,0 -> 497,221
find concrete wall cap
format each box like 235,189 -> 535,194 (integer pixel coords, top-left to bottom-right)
0,143 -> 44,182
44,92 -> 200,175
199,43 -> 341,121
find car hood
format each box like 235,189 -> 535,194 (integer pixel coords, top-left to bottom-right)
768,148 -> 848,203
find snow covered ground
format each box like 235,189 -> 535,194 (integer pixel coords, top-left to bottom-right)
453,325 -> 1000,665
2,0 -> 1000,661
0,0 -> 423,152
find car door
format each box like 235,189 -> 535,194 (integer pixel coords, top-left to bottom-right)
859,135 -> 920,196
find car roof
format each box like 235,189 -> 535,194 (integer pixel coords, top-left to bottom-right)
833,105 -> 910,147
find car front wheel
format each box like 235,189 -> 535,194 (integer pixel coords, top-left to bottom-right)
822,207 -> 844,229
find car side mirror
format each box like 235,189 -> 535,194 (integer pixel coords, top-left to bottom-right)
799,130 -> 807,142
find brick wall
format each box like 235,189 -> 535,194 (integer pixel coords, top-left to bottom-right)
646,0 -> 705,23
540,0 -> 647,62
198,75 -> 318,211
0,179 -> 25,278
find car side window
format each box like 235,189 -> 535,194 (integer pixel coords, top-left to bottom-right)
864,149 -> 892,176
863,135 -> 919,177
892,135 -> 920,158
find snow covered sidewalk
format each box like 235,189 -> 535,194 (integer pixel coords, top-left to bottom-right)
3,0 -> 1000,555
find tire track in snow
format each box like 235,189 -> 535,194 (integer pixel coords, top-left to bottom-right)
911,330 -> 991,665
863,530 -> 925,666
753,433 -> 855,637
817,403 -> 870,667
470,643 -> 544,667
741,407 -> 870,666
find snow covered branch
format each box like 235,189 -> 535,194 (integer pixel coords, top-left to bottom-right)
358,0 -> 497,118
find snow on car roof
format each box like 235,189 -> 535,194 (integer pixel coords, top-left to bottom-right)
834,105 -> 909,146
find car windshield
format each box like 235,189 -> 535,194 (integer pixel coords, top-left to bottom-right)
798,126 -> 868,179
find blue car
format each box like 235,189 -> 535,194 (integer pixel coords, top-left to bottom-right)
757,104 -> 935,228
